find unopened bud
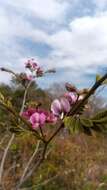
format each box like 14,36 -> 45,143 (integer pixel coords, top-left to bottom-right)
36,67 -> 43,77
65,83 -> 77,93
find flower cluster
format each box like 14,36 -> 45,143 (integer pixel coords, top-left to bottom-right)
22,83 -> 87,130
25,59 -> 43,78
22,108 -> 57,129
51,92 -> 77,118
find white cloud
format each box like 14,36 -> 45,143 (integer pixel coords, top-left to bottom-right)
4,0 -> 69,21
43,14 -> 107,71
0,0 -> 107,87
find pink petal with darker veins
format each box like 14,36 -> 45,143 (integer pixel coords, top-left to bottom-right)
64,92 -> 77,105
60,97 -> 70,113
30,112 -> 40,125
51,99 -> 62,116
39,113 -> 46,125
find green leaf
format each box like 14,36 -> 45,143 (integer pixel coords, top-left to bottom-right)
9,127 -> 22,134
93,117 -> 107,124
92,110 -> 107,120
74,118 -> 82,134
10,143 -> 19,151
79,117 -> 93,135
80,117 -> 93,127
64,116 -> 75,134
92,124 -> 106,133
0,92 -> 4,101
64,116 -> 82,134
6,100 -> 12,108
64,113 -> 107,136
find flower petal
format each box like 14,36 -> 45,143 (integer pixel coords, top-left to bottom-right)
39,113 -> 46,125
32,123 -> 40,129
64,92 -> 77,105
60,97 -> 70,113
46,112 -> 58,124
30,112 -> 40,125
51,99 -> 62,116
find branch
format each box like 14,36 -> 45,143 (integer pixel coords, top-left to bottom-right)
47,123 -> 64,144
0,67 -> 17,78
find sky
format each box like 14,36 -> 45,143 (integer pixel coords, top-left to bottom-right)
0,0 -> 107,92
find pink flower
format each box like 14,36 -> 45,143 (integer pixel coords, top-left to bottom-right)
64,92 -> 77,105
25,59 -> 38,71
30,112 -> 46,129
46,112 -> 57,124
51,98 -> 70,117
22,108 -> 37,119
22,108 -> 58,129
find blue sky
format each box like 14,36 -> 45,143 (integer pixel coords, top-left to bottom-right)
0,0 -> 107,94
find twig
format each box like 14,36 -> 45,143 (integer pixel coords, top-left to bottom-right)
39,126 -> 45,141
0,133 -> 15,183
20,80 -> 32,115
47,123 -> 64,144
0,135 -> 9,146
0,67 -> 17,78
18,143 -> 48,188
18,140 -> 40,188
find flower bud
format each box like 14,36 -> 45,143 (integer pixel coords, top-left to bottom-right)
65,83 -> 77,93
